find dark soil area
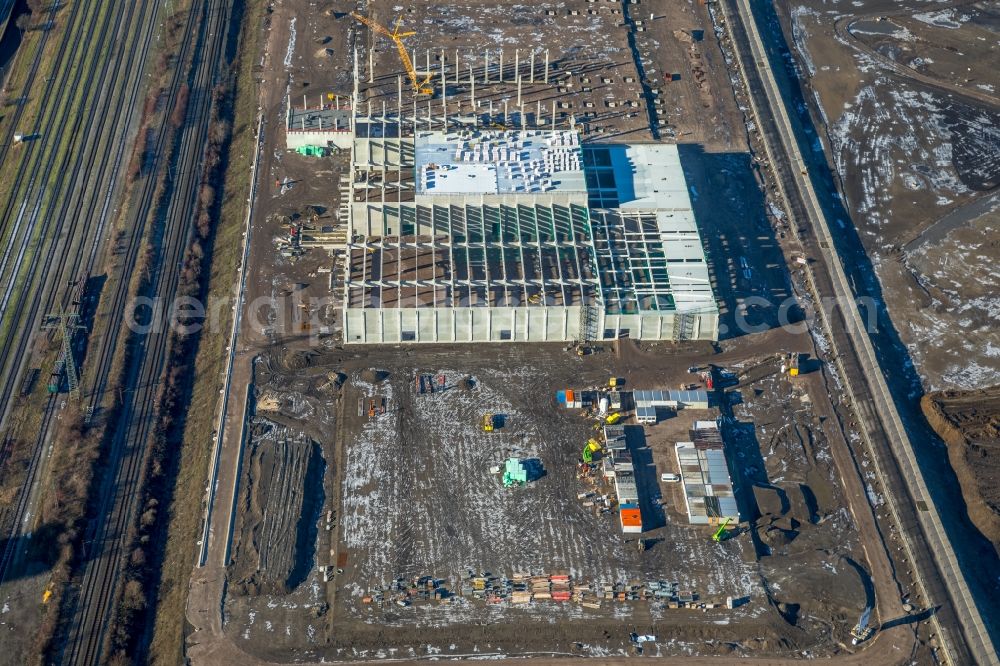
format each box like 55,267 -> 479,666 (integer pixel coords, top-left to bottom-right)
922,386 -> 1000,553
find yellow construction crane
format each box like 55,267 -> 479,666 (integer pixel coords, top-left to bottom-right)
351,12 -> 434,95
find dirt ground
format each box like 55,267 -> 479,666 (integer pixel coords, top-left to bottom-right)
247,0 -> 798,347
774,0 -> 1000,391
922,386 -> 1000,553
218,340 -> 889,661
205,0 -> 937,662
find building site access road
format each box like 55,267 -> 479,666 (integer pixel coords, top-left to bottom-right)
832,1 -> 1000,110
725,0 -> 996,663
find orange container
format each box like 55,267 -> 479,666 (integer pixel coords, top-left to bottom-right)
620,508 -> 642,527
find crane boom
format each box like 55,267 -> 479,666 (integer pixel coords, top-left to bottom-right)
351,12 -> 433,95
712,517 -> 732,542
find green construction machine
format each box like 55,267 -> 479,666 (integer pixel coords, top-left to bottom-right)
712,517 -> 733,542
581,439 -> 602,464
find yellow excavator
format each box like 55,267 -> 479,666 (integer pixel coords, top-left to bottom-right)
351,12 -> 434,95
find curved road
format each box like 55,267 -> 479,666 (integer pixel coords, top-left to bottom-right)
733,0 -> 997,663
834,1 -> 1000,110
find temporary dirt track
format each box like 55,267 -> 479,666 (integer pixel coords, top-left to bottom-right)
186,337 -> 931,664
776,0 -> 1000,392
181,0 -> 962,663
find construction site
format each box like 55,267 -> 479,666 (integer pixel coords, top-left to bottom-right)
192,0 -> 980,663
222,343 -> 885,661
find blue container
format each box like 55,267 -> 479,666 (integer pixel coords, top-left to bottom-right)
556,390 -> 566,403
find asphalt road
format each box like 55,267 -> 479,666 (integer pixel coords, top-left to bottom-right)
902,190 -> 1000,254
725,0 -> 997,663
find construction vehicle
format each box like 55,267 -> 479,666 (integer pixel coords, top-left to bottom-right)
368,399 -> 378,417
850,606 -> 874,645
711,517 -> 732,542
480,413 -> 495,432
605,412 -> 622,425
582,439 -> 602,463
608,377 -> 619,388
783,352 -> 800,377
700,370 -> 714,390
351,12 -> 433,95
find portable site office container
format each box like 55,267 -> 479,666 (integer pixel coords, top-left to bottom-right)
614,472 -> 639,504
619,503 -> 643,533
636,405 -> 657,423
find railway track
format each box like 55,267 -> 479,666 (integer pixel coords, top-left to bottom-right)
58,0 -> 236,662
0,0 -> 163,583
0,395 -> 55,584
0,0 -> 150,429
0,0 -> 66,174
82,0 -> 209,423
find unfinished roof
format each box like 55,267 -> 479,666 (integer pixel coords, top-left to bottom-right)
288,106 -> 352,133
590,209 -> 714,314
346,203 -> 600,309
344,124 -> 719,342
583,143 -> 694,211
414,129 -> 587,195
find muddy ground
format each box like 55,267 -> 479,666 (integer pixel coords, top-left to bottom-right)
774,0 -> 1000,391
922,386 -> 1000,553
212,0 -> 933,661
220,341 -> 882,661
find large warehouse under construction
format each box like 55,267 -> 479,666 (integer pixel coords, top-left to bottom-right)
340,106 -> 719,344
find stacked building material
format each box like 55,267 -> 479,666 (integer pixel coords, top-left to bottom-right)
531,574 -> 551,600
551,574 -> 572,601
